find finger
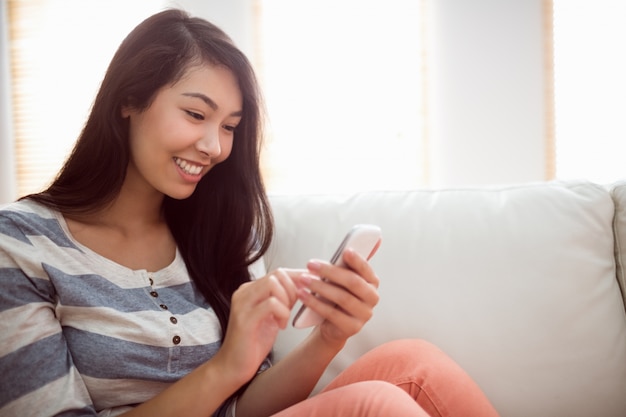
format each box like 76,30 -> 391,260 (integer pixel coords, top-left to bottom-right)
232,276 -> 289,320
341,248 -> 381,289
256,294 -> 293,329
306,275 -> 378,320
307,252 -> 379,290
233,270 -> 303,323
265,268 -> 301,303
271,268 -> 300,307
307,260 -> 380,306
297,288 -> 364,335
266,273 -> 292,308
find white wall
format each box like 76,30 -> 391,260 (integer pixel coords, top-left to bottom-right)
428,0 -> 548,187
553,0 -> 626,185
169,0 -> 255,56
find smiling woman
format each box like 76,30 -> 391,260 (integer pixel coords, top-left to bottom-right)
0,7 -> 500,417
122,64 -> 242,200
0,8 -> 275,415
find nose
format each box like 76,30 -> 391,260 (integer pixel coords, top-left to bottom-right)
196,126 -> 222,159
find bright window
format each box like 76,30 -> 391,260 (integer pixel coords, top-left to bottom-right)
553,0 -> 626,184
257,0 -> 426,194
8,0 -> 167,198
18,2 -> 606,199
8,0 -> 426,198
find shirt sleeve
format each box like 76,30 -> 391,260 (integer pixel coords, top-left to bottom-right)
0,213 -> 98,416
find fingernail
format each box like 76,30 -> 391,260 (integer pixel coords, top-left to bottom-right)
296,273 -> 312,288
307,260 -> 322,272
297,288 -> 310,300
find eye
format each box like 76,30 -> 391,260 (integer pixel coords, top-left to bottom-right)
185,110 -> 204,121
223,124 -> 238,133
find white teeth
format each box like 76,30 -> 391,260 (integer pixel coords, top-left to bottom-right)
174,157 -> 202,176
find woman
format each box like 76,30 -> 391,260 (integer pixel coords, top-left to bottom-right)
0,9 -> 499,417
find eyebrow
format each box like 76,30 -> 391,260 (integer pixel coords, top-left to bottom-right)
182,92 -> 243,117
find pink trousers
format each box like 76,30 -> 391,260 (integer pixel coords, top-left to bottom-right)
272,339 -> 500,416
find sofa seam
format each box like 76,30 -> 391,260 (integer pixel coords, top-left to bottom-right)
611,188 -> 626,314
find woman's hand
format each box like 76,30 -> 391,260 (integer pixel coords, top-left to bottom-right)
295,247 -> 381,346
213,268 -> 302,386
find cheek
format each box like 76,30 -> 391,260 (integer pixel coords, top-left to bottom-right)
133,117 -> 186,158
128,124 -> 159,164
127,120 -> 148,163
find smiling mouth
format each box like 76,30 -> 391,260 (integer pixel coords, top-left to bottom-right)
174,157 -> 203,176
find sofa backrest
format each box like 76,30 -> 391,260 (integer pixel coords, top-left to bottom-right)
265,180 -> 626,417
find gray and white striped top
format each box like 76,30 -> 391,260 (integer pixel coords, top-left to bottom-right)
0,199 -> 257,416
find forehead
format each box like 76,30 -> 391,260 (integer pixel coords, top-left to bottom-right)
170,64 -> 243,109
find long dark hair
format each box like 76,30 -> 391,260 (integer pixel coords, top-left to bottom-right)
26,9 -> 273,337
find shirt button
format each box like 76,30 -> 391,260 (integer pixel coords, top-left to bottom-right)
173,336 -> 181,345
170,317 -> 178,324
149,278 -> 154,286
160,304 -> 168,310
150,291 -> 158,298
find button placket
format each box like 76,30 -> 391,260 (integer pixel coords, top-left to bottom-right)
148,273 -> 169,310
146,272 -> 181,347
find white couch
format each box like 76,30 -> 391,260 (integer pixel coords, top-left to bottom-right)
263,180 -> 626,417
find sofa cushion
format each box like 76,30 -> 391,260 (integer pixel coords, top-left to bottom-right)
265,180 -> 626,417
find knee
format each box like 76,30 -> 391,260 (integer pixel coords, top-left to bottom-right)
357,380 -> 408,394
374,338 -> 439,355
369,340 -> 499,417
363,380 -> 414,401
367,338 -> 451,368
363,339 -> 472,390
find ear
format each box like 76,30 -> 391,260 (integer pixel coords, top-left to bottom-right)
121,105 -> 132,119
120,97 -> 138,118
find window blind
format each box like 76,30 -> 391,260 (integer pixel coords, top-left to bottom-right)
7,0 -> 165,198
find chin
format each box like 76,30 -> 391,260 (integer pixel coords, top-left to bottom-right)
164,186 -> 198,201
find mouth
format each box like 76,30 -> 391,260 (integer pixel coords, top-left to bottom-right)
173,157 -> 203,176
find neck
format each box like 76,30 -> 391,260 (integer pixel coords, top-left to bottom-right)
68,173 -> 166,233
109,173 -> 166,227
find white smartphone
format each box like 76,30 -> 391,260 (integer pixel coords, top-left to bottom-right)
292,224 -> 382,328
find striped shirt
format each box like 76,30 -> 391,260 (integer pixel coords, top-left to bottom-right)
0,199 -> 264,416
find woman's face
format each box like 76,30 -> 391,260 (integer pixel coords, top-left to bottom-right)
123,64 -> 243,200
